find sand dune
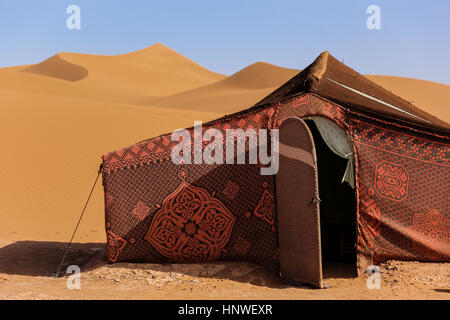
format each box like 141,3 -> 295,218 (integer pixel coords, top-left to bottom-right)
22,54 -> 89,81
366,75 -> 450,123
0,43 -> 448,243
218,62 -> 299,89
0,43 -> 225,105
150,62 -> 299,113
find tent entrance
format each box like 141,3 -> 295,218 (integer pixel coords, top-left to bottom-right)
304,119 -> 357,275
276,118 -> 324,288
275,117 -> 357,288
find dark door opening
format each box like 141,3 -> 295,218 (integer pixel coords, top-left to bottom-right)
304,120 -> 357,275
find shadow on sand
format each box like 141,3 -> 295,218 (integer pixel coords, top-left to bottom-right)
0,241 -> 106,277
433,289 -> 450,294
0,241 -> 355,289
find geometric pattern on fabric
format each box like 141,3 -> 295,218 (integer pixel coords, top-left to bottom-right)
358,184 -> 382,247
273,94 -> 348,131
102,107 -> 276,174
408,209 -> 449,260
374,161 -> 410,202
352,118 -> 450,266
351,119 -> 449,165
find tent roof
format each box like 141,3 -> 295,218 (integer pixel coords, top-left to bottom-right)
257,51 -> 450,134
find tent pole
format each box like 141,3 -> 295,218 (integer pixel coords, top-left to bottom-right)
54,164 -> 103,278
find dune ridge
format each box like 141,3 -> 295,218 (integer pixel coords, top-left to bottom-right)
219,62 -> 299,89
1,43 -> 226,105
366,75 -> 450,123
149,62 -> 299,112
21,54 -> 89,81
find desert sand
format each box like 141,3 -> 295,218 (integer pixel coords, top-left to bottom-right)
0,240 -> 448,299
0,43 -> 448,299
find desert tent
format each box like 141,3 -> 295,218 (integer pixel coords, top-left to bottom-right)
100,51 -> 449,288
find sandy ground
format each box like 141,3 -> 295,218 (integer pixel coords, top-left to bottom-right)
0,240 -> 448,300
0,43 -> 449,300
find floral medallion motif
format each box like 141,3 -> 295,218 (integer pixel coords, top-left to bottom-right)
145,174 -> 236,263
106,230 -> 127,262
131,201 -> 150,220
253,183 -> 275,225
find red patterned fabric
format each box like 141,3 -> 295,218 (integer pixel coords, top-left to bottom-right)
106,230 -> 127,263
102,93 -> 449,274
102,107 -> 276,174
374,161 -> 410,202
145,176 -> 236,263
102,106 -> 279,270
409,209 -> 448,259
253,188 -> 275,226
273,94 -> 348,130
351,118 -> 449,268
222,181 -> 240,200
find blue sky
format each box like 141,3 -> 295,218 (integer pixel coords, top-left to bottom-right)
1,0 -> 449,84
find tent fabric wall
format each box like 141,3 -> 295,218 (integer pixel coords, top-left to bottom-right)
350,118 -> 450,273
101,93 -> 450,275
102,107 -> 280,271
